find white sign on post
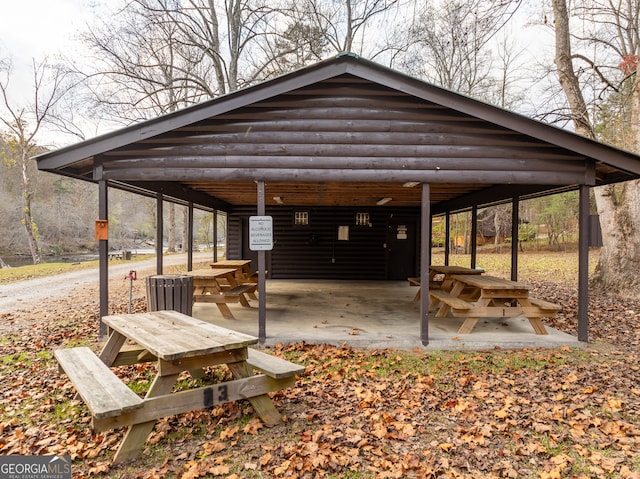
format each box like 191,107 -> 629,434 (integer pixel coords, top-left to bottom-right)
249,216 -> 273,251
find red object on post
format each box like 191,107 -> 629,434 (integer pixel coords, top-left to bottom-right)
95,220 -> 108,240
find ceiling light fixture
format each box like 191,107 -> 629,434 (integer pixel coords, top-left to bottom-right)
403,181 -> 420,188
376,197 -> 392,205
273,196 -> 284,204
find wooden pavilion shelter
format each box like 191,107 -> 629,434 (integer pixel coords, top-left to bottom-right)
35,53 -> 640,345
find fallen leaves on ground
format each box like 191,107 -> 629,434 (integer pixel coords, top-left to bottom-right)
1,266 -> 639,478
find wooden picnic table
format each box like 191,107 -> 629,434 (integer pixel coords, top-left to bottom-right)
54,311 -> 304,464
429,265 -> 484,287
186,268 -> 254,318
430,274 -> 560,334
210,259 -> 258,299
409,265 -> 483,301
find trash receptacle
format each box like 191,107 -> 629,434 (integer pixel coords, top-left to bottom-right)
146,275 -> 193,315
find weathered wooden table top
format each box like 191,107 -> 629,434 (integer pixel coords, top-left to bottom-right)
102,310 -> 257,360
429,265 -> 484,275
451,274 -> 529,291
185,268 -> 237,279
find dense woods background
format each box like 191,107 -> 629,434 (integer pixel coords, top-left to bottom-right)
0,136 -> 224,263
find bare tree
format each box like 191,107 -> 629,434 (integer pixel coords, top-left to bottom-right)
402,0 -> 522,97
285,0 -> 404,57
257,13 -> 329,77
0,58 -> 69,265
76,0 -> 295,251
551,0 -> 640,294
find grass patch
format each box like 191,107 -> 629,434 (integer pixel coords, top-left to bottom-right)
432,249 -> 599,285
0,260 -> 101,284
0,254 -> 154,284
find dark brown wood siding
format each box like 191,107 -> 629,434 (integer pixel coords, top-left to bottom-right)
227,206 -> 420,279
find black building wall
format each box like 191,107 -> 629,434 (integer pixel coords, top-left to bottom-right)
227,206 -> 421,280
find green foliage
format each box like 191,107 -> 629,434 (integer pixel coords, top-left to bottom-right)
593,80 -> 635,151
532,192 -> 579,249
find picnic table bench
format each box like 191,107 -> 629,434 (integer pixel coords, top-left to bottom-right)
210,260 -> 260,300
430,274 -> 561,334
409,265 -> 483,301
187,268 -> 255,319
55,311 -> 304,464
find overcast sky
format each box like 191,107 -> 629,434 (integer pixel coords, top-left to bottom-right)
1,1 -> 547,146
1,0 -> 96,60
0,0 -> 104,145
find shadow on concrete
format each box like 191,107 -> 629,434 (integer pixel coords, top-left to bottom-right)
192,279 -> 582,351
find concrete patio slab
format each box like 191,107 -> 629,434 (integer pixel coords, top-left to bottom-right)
192,279 -> 583,351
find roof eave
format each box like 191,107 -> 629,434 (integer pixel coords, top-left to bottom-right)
35,55 -> 355,171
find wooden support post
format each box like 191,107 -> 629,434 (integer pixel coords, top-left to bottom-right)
156,193 -> 163,275
470,205 -> 478,269
257,181 -> 267,344
444,212 -> 450,266
420,183 -> 430,346
213,210 -> 218,263
511,196 -> 520,282
98,179 -> 108,338
578,185 -> 590,342
187,202 -> 194,272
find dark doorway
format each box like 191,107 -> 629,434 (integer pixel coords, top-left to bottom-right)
386,220 -> 416,280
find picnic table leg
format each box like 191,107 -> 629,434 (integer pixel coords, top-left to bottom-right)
99,331 -> 127,365
436,281 -> 466,318
225,273 -> 252,307
217,303 -> 235,319
518,298 -> 549,335
457,298 -> 489,334
226,361 -> 282,426
457,317 -> 480,334
112,373 -> 179,464
238,294 -> 251,307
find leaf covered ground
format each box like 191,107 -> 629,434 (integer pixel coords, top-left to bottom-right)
1,256 -> 639,478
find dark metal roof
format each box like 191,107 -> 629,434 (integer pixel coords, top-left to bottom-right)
35,53 -> 640,214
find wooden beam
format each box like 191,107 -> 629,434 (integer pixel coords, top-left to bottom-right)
100,167 -> 588,185
138,128 -> 554,146
93,375 -> 294,433
102,155 -> 587,171
105,146 -> 585,163
125,181 -> 230,211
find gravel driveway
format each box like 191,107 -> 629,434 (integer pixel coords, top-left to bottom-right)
0,252 -> 213,313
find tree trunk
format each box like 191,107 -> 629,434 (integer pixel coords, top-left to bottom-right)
167,202 -> 176,253
181,207 -> 189,253
592,183 -> 640,292
553,0 -> 640,296
20,150 -> 41,265
591,43 -> 640,294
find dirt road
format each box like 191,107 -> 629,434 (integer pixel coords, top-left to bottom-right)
0,252 -> 213,313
